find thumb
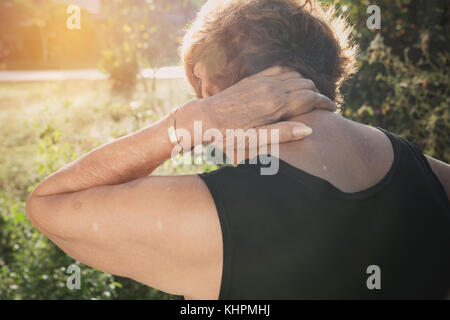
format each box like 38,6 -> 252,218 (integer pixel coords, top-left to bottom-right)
255,121 -> 313,146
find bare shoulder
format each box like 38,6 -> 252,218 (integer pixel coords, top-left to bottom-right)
425,155 -> 450,201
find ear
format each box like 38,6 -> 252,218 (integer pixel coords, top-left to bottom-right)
202,78 -> 221,98
194,63 -> 204,80
194,63 -> 221,98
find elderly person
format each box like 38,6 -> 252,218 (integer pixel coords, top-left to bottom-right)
26,0 -> 449,299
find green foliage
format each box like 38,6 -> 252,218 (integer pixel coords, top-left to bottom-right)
99,0 -> 200,95
334,0 -> 449,161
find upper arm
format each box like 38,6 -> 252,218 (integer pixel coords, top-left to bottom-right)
425,155 -> 450,202
26,175 -> 222,298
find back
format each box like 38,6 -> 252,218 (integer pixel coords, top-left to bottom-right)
199,129 -> 450,299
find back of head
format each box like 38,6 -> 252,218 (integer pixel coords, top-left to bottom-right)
181,0 -> 358,104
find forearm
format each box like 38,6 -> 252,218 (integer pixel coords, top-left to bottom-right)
29,100 -> 206,198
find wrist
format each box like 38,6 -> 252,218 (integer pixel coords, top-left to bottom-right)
170,99 -> 203,151
196,96 -> 219,132
175,99 -> 218,149
182,98 -> 218,132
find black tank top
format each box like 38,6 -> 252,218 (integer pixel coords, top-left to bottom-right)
198,128 -> 450,299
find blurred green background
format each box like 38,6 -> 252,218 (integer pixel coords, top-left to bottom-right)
0,0 -> 448,299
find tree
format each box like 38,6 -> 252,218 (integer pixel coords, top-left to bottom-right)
99,0 -> 201,96
330,0 -> 449,161
0,0 -> 100,69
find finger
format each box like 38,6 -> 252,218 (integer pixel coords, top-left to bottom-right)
311,92 -> 337,111
269,71 -> 304,81
283,78 -> 318,93
256,65 -> 292,77
264,72 -> 318,92
254,121 -> 313,146
215,122 -> 312,152
286,90 -> 337,117
269,70 -> 307,81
